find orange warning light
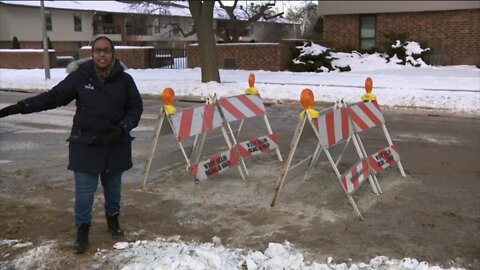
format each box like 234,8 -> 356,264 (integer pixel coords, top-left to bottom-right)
362,77 -> 377,102
162,87 -> 177,115
248,73 -> 255,88
300,88 -> 314,109
299,88 -> 319,119
365,77 -> 373,93
245,73 -> 259,95
162,87 -> 175,105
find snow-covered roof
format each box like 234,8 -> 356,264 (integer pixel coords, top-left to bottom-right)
0,0 -> 295,24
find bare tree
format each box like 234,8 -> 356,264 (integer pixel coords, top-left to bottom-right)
127,1 -> 282,83
284,1 -> 318,38
216,0 -> 283,42
188,1 -> 220,82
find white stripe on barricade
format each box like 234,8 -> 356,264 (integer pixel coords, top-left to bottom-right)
341,159 -> 370,194
348,101 -> 384,132
170,104 -> 223,141
218,94 -> 266,122
314,107 -> 352,147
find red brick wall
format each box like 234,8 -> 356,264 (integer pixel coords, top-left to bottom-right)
323,9 -> 480,65
187,43 -> 292,71
80,47 -> 151,69
0,51 -> 57,68
323,14 -> 360,51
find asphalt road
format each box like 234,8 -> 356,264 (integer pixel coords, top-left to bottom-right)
0,90 -> 479,269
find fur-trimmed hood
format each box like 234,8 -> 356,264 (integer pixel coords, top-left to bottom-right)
66,57 -> 128,74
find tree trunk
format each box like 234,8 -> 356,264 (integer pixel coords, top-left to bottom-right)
189,1 -> 221,83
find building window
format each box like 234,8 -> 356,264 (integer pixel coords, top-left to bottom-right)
360,15 -> 376,50
45,10 -> 52,31
74,12 -> 82,32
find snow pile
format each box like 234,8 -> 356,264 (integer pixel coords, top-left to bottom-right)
292,41 -> 431,72
90,238 -> 464,270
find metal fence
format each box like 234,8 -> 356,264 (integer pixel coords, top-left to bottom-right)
150,48 -> 187,69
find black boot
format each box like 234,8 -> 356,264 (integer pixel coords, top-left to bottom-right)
106,213 -> 124,238
74,223 -> 90,253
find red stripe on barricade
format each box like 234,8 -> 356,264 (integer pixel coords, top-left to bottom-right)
341,159 -> 370,194
362,159 -> 369,178
312,118 -> 319,132
178,109 -> 194,141
341,176 -> 348,193
373,100 -> 381,111
267,133 -> 278,144
341,108 -> 349,140
359,102 -> 382,126
229,149 -> 238,167
202,104 -> 215,133
236,144 -> 251,158
326,111 -> 336,146
348,108 -> 369,131
219,98 -> 247,120
392,144 -> 399,153
352,166 -> 360,190
369,156 -> 383,173
191,164 -> 198,180
237,95 -> 265,116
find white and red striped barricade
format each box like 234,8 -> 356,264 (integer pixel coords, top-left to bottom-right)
216,94 -> 283,172
367,145 -> 401,174
191,148 -> 238,182
347,101 -> 406,179
341,159 -> 370,194
272,102 -> 379,220
141,99 -> 248,194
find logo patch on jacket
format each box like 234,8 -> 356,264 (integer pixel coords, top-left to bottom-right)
84,83 -> 94,90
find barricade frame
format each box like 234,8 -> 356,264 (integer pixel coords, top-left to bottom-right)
271,103 -> 380,220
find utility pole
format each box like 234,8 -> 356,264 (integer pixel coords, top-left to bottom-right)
40,0 -> 50,79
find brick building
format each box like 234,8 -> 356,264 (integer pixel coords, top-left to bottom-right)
317,1 -> 480,66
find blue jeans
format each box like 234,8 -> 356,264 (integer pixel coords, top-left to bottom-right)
74,171 -> 122,226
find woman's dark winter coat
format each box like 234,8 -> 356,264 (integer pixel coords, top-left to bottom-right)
19,59 -> 143,173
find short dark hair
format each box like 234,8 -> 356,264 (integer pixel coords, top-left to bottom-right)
91,36 -> 115,53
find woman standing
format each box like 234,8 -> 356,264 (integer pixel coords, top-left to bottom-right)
0,36 -> 143,253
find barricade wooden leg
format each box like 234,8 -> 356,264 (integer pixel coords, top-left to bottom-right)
141,114 -> 164,190
348,195 -> 364,220
353,133 -> 382,193
352,134 -> 380,195
323,148 -> 363,219
264,115 -> 283,162
192,133 -> 207,165
271,118 -> 306,207
177,141 -> 191,170
236,119 -> 244,138
382,124 -> 407,177
303,142 -> 323,181
194,181 -> 207,204
221,125 -> 248,179
335,137 -> 351,166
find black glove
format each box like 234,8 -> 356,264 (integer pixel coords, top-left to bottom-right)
0,103 -> 24,118
102,125 -> 124,145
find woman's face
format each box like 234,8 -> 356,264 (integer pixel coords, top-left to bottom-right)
92,38 -> 114,70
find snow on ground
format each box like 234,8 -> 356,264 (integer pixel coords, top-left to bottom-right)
0,52 -> 478,269
0,237 -> 464,270
0,58 -> 479,115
